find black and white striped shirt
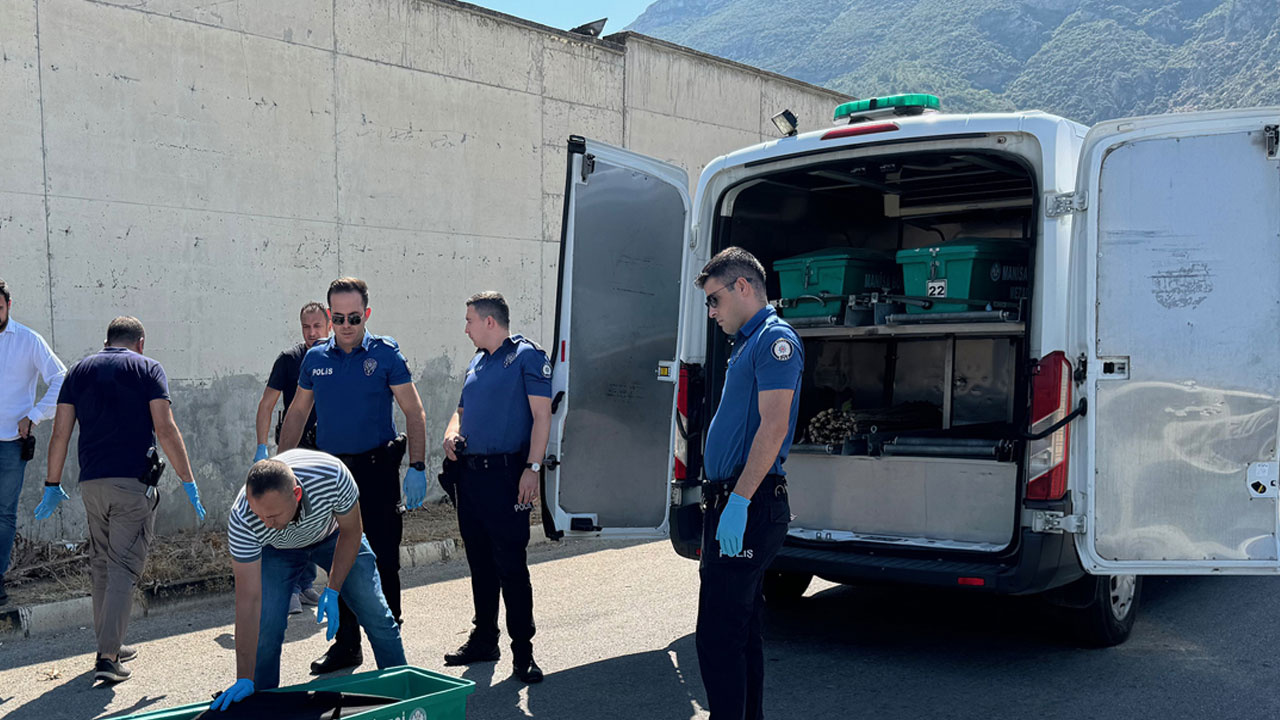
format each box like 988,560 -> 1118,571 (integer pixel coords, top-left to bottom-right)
227,449 -> 359,563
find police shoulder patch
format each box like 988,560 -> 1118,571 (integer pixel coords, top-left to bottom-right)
771,337 -> 794,362
542,361 -> 552,378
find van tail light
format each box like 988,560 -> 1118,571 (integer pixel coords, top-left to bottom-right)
1026,351 -> 1072,501
674,365 -> 689,481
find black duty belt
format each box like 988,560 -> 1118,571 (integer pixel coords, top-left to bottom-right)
334,433 -> 407,467
459,452 -> 525,471
701,474 -> 787,512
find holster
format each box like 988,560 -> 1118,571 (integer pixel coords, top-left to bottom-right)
139,446 -> 166,487
437,458 -> 461,506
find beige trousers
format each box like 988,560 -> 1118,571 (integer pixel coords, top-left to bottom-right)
81,477 -> 156,659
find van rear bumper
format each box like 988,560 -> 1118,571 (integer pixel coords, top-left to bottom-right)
769,528 -> 1085,595
669,501 -> 1086,596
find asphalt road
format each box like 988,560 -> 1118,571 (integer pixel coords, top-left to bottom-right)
1,538 -> 1278,720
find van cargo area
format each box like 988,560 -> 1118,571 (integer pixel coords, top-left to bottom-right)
707,149 -> 1037,553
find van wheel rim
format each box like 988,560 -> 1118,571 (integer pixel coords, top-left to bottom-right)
1109,575 -> 1136,620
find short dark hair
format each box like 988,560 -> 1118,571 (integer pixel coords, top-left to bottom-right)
106,316 -> 145,346
246,459 -> 296,498
0,279 -> 9,304
299,301 -> 327,319
327,277 -> 369,307
695,247 -> 767,297
466,291 -> 510,328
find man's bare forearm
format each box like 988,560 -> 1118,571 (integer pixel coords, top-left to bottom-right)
233,591 -> 260,679
406,412 -> 427,464
327,527 -> 361,591
278,406 -> 305,452
157,425 -> 196,483
255,393 -> 276,446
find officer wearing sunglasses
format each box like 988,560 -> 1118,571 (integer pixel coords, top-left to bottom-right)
277,276 -> 429,675
695,247 -> 803,720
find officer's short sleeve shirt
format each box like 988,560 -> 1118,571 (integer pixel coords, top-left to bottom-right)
457,335 -> 552,455
298,332 -> 411,455
703,307 -> 804,482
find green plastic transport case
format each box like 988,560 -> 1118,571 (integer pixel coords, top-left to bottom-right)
115,666 -> 474,720
896,239 -> 1028,314
773,248 -> 900,319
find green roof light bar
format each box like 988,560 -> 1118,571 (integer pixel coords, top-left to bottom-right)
834,94 -> 941,122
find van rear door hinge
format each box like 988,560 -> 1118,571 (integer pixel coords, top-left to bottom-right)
1265,125 -> 1279,159
1046,192 -> 1087,217
1029,510 -> 1085,535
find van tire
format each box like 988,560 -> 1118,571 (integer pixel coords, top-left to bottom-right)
1063,574 -> 1141,647
762,571 -> 812,607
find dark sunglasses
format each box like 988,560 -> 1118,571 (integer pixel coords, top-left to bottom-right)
330,311 -> 363,326
704,279 -> 741,309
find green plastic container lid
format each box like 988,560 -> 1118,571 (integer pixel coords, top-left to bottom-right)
834,94 -> 941,121
896,239 -> 1025,261
774,248 -> 894,269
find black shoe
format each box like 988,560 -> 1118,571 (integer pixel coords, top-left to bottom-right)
0,577 -> 8,606
512,655 -> 544,684
309,645 -> 363,675
94,657 -> 132,684
443,638 -> 500,666
117,645 -> 138,662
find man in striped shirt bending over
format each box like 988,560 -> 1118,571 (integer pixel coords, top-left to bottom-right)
211,449 -> 406,711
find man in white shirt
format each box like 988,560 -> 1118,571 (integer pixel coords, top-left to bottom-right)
0,279 -> 67,606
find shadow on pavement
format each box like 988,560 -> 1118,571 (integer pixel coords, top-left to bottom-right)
8,668 -> 168,720
2,539 -> 650,669
460,633 -> 705,720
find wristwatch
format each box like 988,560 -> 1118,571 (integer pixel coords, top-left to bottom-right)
409,461 -> 426,472
525,462 -> 541,472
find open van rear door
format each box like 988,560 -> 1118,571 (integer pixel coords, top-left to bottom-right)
543,137 -> 690,539
1072,109 -> 1280,575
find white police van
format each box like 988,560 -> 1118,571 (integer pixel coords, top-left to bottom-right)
542,94 -> 1280,646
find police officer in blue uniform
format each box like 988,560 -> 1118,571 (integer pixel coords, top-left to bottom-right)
278,277 -> 429,675
695,247 -> 803,720
440,291 -> 552,684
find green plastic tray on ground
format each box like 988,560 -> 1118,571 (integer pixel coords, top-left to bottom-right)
115,665 -> 474,720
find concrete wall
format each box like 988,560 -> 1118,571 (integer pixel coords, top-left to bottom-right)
0,0 -> 849,543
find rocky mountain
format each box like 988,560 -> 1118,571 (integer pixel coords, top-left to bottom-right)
627,0 -> 1280,124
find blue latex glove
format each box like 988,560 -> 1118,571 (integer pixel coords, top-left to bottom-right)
404,467 -> 427,510
253,444 -> 269,463
316,587 -> 340,641
715,492 -> 751,557
33,485 -> 70,520
182,481 -> 207,521
211,678 -> 254,711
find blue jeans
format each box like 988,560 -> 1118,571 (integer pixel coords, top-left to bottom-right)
0,440 -> 28,578
255,532 -> 405,689
293,562 -> 318,595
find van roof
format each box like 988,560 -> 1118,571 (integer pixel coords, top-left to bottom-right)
706,109 -> 1088,176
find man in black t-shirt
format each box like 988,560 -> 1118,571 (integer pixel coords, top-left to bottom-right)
252,301 -> 330,613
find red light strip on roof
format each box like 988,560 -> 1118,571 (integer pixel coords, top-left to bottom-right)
821,122 -> 900,141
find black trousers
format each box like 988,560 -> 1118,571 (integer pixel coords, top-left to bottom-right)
696,476 -> 790,720
330,446 -> 404,653
455,454 -> 535,655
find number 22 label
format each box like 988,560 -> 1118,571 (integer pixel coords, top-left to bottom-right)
926,279 -> 948,298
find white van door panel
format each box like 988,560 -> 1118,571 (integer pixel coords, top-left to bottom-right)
1073,109 -> 1280,574
544,137 -> 690,539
